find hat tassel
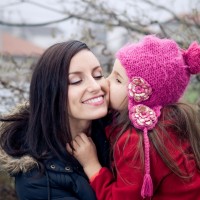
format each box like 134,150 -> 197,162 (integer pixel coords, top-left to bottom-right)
141,173 -> 153,198
141,128 -> 153,198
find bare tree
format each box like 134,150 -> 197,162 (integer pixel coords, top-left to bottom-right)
0,0 -> 200,113
0,0 -> 199,38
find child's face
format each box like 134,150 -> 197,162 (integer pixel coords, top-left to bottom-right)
106,59 -> 128,112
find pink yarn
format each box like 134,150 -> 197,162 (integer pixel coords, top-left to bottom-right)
141,174 -> 153,198
116,35 -> 200,110
183,42 -> 200,74
141,128 -> 153,198
129,104 -> 159,130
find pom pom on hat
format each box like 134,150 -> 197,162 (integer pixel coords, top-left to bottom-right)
183,42 -> 200,74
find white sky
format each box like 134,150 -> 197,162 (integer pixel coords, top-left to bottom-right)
0,0 -> 198,29
0,0 -> 199,48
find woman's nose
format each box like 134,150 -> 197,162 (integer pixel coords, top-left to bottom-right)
86,78 -> 101,93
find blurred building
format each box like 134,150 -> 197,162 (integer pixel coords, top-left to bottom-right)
0,31 -> 44,59
0,25 -> 64,48
0,31 -> 45,114
0,31 -> 45,76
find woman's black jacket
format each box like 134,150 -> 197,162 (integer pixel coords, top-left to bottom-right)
0,118 -> 110,200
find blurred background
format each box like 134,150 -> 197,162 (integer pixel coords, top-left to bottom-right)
0,0 -> 200,199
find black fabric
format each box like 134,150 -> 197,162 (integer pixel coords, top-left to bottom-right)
91,117 -> 111,168
15,158 -> 96,200
15,118 -> 110,200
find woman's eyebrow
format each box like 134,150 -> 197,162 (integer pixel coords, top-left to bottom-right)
68,71 -> 81,75
92,66 -> 102,72
69,66 -> 102,74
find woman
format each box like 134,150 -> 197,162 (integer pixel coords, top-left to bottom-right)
0,40 -> 109,200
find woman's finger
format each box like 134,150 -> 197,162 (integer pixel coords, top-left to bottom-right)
66,143 -> 73,154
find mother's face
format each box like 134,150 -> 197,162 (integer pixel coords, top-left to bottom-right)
67,50 -> 109,122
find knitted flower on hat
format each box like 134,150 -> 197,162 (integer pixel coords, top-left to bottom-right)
116,35 -> 200,198
128,77 -> 152,102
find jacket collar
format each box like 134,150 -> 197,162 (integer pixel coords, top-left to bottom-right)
0,102 -> 38,174
0,146 -> 38,175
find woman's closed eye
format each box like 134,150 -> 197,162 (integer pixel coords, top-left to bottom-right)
69,80 -> 82,85
69,77 -> 82,85
93,71 -> 104,79
94,74 -> 104,79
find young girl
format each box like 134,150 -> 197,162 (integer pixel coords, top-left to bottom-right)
67,35 -> 200,199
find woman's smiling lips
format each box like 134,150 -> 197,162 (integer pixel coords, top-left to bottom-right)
82,95 -> 105,106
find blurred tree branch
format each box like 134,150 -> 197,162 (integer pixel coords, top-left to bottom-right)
0,0 -> 200,114
0,0 -> 199,36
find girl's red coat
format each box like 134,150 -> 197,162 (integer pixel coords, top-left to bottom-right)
91,127 -> 200,200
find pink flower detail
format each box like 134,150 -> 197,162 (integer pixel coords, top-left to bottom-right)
130,105 -> 157,130
128,77 -> 152,102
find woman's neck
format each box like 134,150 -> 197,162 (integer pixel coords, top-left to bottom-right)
69,119 -> 92,139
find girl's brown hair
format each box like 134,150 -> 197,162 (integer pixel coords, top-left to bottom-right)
109,102 -> 200,178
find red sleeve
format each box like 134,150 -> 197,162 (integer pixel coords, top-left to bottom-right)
90,129 -> 144,200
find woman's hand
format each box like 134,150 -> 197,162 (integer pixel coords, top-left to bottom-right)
66,133 -> 102,180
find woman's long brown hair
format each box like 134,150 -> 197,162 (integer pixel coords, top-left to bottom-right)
0,41 -> 90,166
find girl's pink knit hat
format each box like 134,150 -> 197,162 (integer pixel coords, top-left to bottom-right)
116,35 -> 200,198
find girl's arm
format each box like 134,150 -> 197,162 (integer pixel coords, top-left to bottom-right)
67,131 -> 144,200
66,133 -> 102,180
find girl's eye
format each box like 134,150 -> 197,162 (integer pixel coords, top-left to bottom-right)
116,78 -> 121,83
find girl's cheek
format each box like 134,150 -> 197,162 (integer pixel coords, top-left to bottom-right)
106,79 -> 110,88
101,79 -> 109,93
